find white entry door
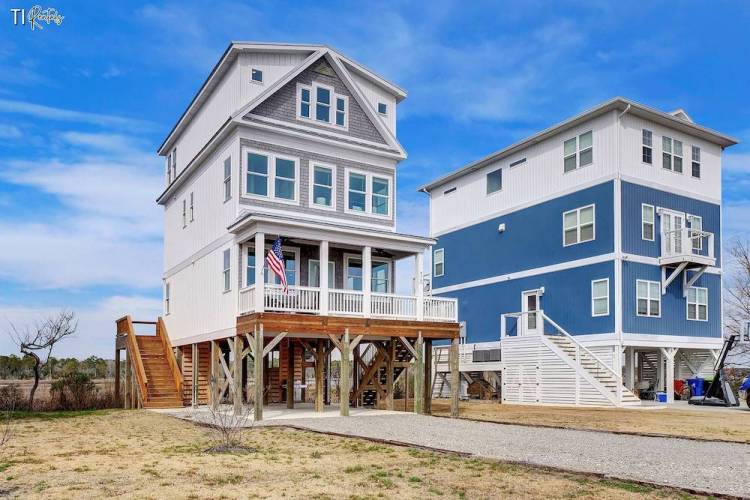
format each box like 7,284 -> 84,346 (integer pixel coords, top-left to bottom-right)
521,290 -> 541,335
661,210 -> 685,255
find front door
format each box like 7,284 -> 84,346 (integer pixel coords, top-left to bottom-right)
661,210 -> 685,255
521,290 -> 541,335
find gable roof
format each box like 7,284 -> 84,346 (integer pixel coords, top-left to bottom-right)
419,97 -> 738,193
157,42 -> 405,155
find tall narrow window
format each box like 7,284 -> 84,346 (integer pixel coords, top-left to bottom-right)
346,259 -> 363,290
486,168 -> 502,194
688,214 -> 703,251
246,248 -> 255,286
691,146 -> 701,178
673,139 -> 683,173
312,165 -> 334,208
563,205 -> 595,246
189,192 -> 194,222
636,280 -> 660,317
563,131 -> 593,172
274,157 -> 296,200
171,148 -> 177,180
166,155 -> 172,183
335,97 -> 346,127
315,86 -> 331,122
164,282 -> 170,314
222,249 -> 231,292
299,85 -> 311,119
348,172 -> 367,212
247,152 -> 269,196
662,136 -> 682,172
642,129 -> 653,164
433,249 -> 445,277
371,177 -> 390,215
687,287 -> 708,321
642,204 -> 655,241
182,199 -> 186,228
223,157 -> 231,201
591,279 -> 609,317
371,261 -> 389,293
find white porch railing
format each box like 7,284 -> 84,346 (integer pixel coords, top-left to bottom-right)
661,228 -> 714,263
239,286 -> 457,322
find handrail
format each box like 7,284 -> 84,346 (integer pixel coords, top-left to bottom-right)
117,315 -> 148,403
157,317 -> 182,397
541,311 -> 622,381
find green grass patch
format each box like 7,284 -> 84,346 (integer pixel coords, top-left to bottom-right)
598,479 -> 655,494
344,465 -> 364,473
2,409 -> 116,421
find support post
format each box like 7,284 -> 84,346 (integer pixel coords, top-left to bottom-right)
424,338 -> 432,414
255,232 -> 265,312
352,343 -> 360,408
315,339 -> 325,412
661,347 -> 677,404
362,246 -> 372,317
386,338 -> 395,411
192,343 -> 199,408
114,348 -> 121,404
286,339 -> 295,409
413,332 -> 424,414
254,324 -> 264,421
210,340 -> 220,410
415,253 -> 424,321
124,350 -> 132,409
450,336 -> 460,417
319,240 -> 329,315
233,336 -> 243,414
339,330 -> 351,416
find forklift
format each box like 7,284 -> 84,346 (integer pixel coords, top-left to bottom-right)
689,323 -> 748,407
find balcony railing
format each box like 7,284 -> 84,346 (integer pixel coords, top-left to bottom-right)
660,228 -> 715,265
239,284 -> 458,322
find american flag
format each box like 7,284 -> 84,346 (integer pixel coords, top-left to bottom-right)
266,237 -> 288,293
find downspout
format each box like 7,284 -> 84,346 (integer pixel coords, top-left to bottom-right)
615,105 -> 631,374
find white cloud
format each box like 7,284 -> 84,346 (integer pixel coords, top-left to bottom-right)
0,98 -> 153,129
724,152 -> 750,174
0,124 -> 21,139
0,295 -> 162,358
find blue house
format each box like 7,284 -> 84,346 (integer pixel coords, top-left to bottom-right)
421,98 -> 737,406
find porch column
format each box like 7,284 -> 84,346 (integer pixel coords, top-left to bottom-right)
385,338 -> 395,411
661,347 -> 677,403
340,330 -> 351,417
286,339 -> 295,409
319,240 -> 329,315
424,338 -> 433,414
626,347 -> 636,390
450,336 -> 460,417
362,246 -> 372,317
415,252 -> 424,321
254,325 -> 264,421
254,232 -> 265,312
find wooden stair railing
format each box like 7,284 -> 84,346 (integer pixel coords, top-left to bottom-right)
116,315 -> 148,406
156,317 -> 182,397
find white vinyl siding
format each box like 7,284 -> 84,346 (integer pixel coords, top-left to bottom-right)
687,287 -> 708,321
636,280 -> 661,317
691,145 -> 701,179
642,204 -> 655,241
486,168 -> 502,194
223,157 -> 232,201
642,129 -> 652,164
244,150 -> 299,204
222,249 -> 231,292
563,205 -> 595,246
433,248 -> 444,277
591,279 -> 609,317
563,131 -> 592,172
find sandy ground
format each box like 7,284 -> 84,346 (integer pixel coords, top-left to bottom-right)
0,410 -> 703,499
425,399 -> 750,443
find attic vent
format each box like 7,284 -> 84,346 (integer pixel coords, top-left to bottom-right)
669,109 -> 693,123
444,187 -> 457,195
509,157 -> 526,167
312,61 -> 335,77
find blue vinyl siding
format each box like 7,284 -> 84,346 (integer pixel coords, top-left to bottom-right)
622,261 -> 721,338
433,181 -> 614,289
438,261 -> 615,343
621,181 -> 721,266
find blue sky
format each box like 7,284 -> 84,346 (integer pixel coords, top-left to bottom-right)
1,1 -> 749,357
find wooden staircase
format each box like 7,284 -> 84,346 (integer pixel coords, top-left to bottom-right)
115,316 -> 183,409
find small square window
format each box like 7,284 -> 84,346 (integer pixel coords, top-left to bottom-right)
251,68 -> 263,83
486,168 -> 502,194
378,102 -> 388,115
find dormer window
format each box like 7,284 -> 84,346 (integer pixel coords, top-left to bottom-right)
378,102 -> 388,115
251,68 -> 263,84
297,83 -> 347,128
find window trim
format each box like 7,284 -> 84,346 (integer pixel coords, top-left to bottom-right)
562,204 -> 596,247
223,157 -> 232,202
308,259 -> 336,288
335,95 -> 348,127
297,83 -> 311,119
377,102 -> 388,115
222,248 -> 231,293
243,244 -> 301,288
189,192 -> 194,222
636,279 -> 661,318
297,82 -> 349,130
344,168 -> 392,219
433,248 -> 445,277
182,199 -> 187,228
641,203 -> 655,241
309,162 -> 336,211
686,286 -> 708,322
343,253 -> 393,293
250,68 -> 263,84
642,129 -> 653,165
486,167 -> 503,195
687,214 -> 703,251
242,148 -> 300,205
563,130 -> 593,173
691,145 -> 701,179
591,278 -> 610,317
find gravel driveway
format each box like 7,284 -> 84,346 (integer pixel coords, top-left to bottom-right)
265,413 -> 750,497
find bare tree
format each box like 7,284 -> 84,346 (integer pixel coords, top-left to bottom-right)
8,311 -> 77,409
725,240 -> 750,365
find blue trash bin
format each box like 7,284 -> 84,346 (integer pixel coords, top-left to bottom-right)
656,392 -> 667,403
687,378 -> 704,397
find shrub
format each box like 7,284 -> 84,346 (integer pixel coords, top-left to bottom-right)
0,386 -> 26,412
50,371 -> 98,411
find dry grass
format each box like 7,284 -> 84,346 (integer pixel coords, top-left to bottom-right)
0,410 -> 701,499
428,399 -> 750,443
0,379 -> 114,400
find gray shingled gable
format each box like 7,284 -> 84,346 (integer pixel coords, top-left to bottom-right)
251,57 -> 387,145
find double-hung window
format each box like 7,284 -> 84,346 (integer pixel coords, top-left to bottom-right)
433,249 -> 444,277
246,248 -> 256,287
563,131 -> 593,172
642,204 -> 655,241
298,85 -> 311,119
687,287 -> 708,321
223,158 -> 231,201
335,97 -> 346,126
687,214 -> 703,251
311,164 -> 334,208
563,205 -> 595,246
691,146 -> 701,178
171,148 -> 177,180
486,168 -> 502,194
636,280 -> 660,317
222,249 -> 231,292
166,156 -> 172,183
642,129 -> 653,164
245,151 -> 298,202
662,136 -> 683,172
315,86 -> 331,122
345,256 -> 390,292
298,83 -> 347,128
591,279 -> 609,316
372,177 -> 390,215
346,170 -> 391,216
347,172 -> 367,212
